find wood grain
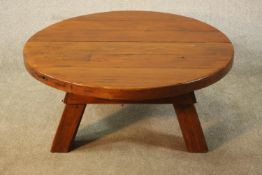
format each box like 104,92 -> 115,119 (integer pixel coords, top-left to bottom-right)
23,11 -> 233,153
24,11 -> 234,100
53,91 -> 202,153
64,92 -> 196,104
174,103 -> 208,153
51,104 -> 86,153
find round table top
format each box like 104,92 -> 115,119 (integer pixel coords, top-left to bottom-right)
23,11 -> 234,100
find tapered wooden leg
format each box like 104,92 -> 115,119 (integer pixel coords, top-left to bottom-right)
50,92 -> 207,153
174,104 -> 208,153
51,103 -> 86,153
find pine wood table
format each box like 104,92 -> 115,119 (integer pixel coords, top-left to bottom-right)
23,11 -> 234,153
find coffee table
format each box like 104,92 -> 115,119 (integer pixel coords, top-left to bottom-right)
23,11 -> 234,153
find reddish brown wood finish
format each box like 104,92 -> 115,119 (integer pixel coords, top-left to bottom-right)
174,104 -> 208,153
23,11 -> 234,100
64,92 -> 196,105
51,92 -> 208,153
51,104 -> 86,152
23,11 -> 234,153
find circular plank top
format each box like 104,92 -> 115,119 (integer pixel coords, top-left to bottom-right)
24,11 -> 234,100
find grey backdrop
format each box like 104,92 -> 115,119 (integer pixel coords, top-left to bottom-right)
0,0 -> 262,174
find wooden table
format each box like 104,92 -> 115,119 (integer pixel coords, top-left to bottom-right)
23,11 -> 234,153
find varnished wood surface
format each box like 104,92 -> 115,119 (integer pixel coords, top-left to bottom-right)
174,104 -> 208,153
52,91 -> 207,153
63,92 -> 196,104
24,11 -> 234,100
51,103 -> 86,152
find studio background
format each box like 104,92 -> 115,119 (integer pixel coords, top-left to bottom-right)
0,0 -> 261,174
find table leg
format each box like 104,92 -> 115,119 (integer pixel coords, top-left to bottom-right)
173,103 -> 208,153
50,92 -> 207,153
51,103 -> 86,153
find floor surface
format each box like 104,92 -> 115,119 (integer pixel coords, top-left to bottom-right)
0,0 -> 262,174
